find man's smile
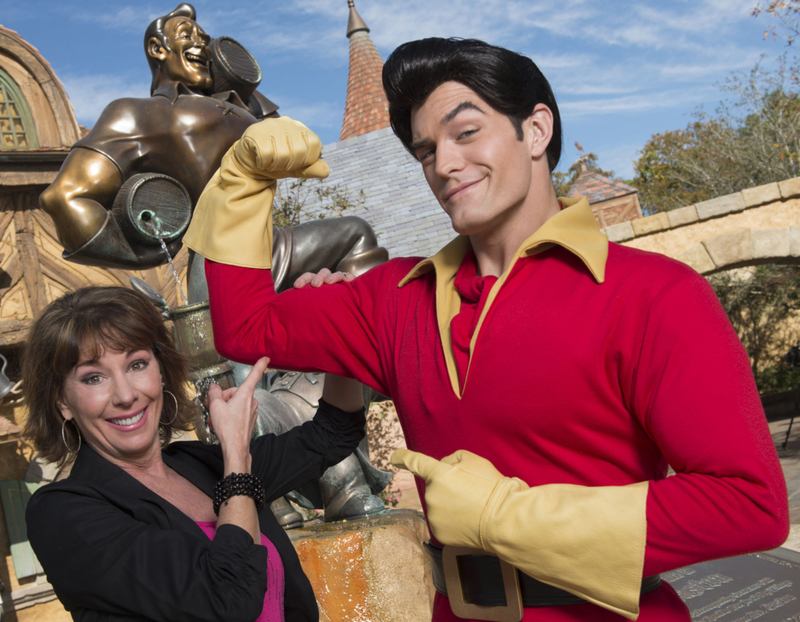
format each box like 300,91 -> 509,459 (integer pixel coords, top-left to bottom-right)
444,178 -> 483,203
184,50 -> 207,66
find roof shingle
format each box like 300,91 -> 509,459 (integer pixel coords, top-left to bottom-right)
566,169 -> 638,204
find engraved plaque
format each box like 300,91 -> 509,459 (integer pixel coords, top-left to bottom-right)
670,548 -> 800,621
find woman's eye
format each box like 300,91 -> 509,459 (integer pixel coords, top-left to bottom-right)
130,360 -> 148,371
81,374 -> 102,386
459,129 -> 477,140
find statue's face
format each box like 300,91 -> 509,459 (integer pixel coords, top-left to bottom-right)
159,16 -> 212,90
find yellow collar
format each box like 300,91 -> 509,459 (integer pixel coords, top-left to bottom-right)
398,197 -> 608,398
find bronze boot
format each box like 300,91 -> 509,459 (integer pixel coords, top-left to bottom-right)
319,453 -> 385,522
269,496 -> 304,529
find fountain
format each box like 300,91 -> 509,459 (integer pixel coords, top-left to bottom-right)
38,4 -> 433,616
130,272 -> 235,447
120,174 -> 228,443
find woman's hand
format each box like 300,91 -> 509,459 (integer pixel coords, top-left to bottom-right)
209,357 -> 269,544
207,357 -> 270,474
293,268 -> 355,289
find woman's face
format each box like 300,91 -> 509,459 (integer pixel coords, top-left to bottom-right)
58,346 -> 164,467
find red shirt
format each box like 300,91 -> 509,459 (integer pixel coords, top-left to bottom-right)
206,208 -> 788,621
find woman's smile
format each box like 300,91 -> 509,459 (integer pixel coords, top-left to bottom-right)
58,347 -> 164,467
107,409 -> 147,429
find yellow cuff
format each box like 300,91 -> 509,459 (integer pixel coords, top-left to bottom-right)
392,449 -> 648,618
484,480 -> 649,620
184,145 -> 277,268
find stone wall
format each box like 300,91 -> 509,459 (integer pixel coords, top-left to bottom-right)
605,178 -> 800,274
605,178 -> 800,398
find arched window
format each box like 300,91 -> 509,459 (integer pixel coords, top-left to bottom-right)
0,69 -> 38,149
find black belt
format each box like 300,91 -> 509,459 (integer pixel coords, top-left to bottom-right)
426,542 -> 661,609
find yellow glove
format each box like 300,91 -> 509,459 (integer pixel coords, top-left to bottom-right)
183,117 -> 330,269
392,448 -> 648,621
391,449 -> 509,549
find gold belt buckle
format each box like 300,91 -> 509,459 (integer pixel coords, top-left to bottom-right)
442,546 -> 523,622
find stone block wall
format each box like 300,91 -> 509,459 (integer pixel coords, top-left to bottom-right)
604,178 -> 800,275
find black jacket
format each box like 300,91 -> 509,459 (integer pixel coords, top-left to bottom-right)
26,402 -> 366,622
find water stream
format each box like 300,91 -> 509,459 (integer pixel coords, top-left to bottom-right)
140,210 -> 188,305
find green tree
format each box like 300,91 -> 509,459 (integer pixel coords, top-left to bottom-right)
552,145 -> 615,197
710,264 -> 800,393
630,59 -> 800,212
630,123 -> 721,212
273,178 -> 366,228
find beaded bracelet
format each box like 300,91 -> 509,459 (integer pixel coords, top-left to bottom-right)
213,472 -> 266,516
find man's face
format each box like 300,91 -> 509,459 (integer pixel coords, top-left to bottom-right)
410,82 -> 538,241
159,17 -> 212,90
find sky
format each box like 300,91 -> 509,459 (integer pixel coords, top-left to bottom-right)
0,0 -> 793,179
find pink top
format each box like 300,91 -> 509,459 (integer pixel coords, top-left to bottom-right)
196,521 -> 284,622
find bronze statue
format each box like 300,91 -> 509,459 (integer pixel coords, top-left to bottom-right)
40,3 -> 390,523
40,3 -> 271,267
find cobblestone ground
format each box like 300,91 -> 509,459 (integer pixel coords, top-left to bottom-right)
769,417 -> 800,551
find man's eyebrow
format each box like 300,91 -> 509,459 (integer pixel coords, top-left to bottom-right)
442,101 -> 486,125
409,137 -> 431,154
409,101 -> 486,155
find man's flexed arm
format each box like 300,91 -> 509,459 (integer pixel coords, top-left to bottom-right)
39,149 -> 122,252
183,117 -> 330,269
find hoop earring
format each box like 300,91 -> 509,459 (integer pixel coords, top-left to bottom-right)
162,389 -> 179,426
61,419 -> 81,454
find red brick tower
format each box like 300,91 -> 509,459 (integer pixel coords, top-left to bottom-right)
340,0 -> 390,140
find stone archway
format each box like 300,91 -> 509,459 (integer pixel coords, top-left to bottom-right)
605,177 -> 800,274
673,226 -> 799,275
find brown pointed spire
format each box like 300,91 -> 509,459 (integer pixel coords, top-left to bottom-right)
340,0 -> 390,141
347,0 -> 369,37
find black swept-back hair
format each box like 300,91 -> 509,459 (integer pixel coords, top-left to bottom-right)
382,38 -> 562,172
144,3 -> 197,95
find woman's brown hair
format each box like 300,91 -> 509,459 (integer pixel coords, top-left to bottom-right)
22,286 -> 197,464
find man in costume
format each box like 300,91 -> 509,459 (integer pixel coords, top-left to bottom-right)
39,3 -> 390,522
184,38 -> 789,620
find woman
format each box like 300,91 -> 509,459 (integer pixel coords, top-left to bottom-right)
23,286 -> 366,622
